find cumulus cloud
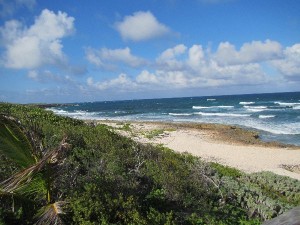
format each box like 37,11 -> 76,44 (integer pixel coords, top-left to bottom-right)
86,47 -> 146,69
87,73 -> 138,91
272,44 -> 300,80
136,70 -> 159,84
156,44 -> 187,70
115,11 -> 171,41
0,9 -> 74,69
214,40 -> 283,66
86,40 -> 300,94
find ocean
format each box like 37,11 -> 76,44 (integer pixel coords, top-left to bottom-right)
47,92 -> 300,146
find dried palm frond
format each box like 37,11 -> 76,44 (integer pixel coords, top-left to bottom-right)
35,201 -> 66,225
0,137 -> 69,194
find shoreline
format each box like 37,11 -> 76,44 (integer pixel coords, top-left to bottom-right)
91,119 -> 300,180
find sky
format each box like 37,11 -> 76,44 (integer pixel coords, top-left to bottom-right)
0,0 -> 300,103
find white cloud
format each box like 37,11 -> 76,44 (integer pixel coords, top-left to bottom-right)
187,44 -> 206,70
272,44 -> 300,79
86,47 -> 146,69
87,73 -> 138,91
85,40 -> 299,94
158,44 -> 187,61
214,40 -> 283,66
115,11 -> 171,41
27,69 -> 75,84
136,70 -> 159,84
156,44 -> 187,70
0,9 -> 74,69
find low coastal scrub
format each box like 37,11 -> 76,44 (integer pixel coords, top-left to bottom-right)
0,103 -> 299,224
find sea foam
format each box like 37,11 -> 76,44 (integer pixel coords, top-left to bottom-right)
194,112 -> 250,117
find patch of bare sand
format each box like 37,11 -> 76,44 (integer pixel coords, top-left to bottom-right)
97,120 -> 300,180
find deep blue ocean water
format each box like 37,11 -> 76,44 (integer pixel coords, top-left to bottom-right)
48,92 -> 300,146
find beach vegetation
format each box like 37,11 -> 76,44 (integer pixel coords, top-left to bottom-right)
0,103 -> 300,224
144,129 -> 165,139
210,162 -> 243,178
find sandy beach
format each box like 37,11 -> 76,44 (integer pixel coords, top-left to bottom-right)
97,120 -> 300,180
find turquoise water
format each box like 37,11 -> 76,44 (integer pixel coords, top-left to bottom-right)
48,92 -> 300,146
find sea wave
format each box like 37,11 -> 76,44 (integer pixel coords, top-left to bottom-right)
207,98 -> 216,101
192,106 -> 210,109
244,106 -> 268,112
194,112 -> 250,117
248,122 -> 300,135
47,108 -> 100,119
192,105 -> 234,109
239,101 -> 255,105
169,113 -> 193,116
258,115 -> 275,119
293,106 -> 300,110
46,108 -> 69,115
274,101 -> 300,107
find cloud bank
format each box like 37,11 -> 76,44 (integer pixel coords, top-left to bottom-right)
87,40 -> 300,92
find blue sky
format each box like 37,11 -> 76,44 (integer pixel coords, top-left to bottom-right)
0,0 -> 300,103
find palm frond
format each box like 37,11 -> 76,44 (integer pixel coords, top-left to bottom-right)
0,115 -> 36,168
15,173 -> 47,200
0,137 -> 70,195
35,201 -> 66,225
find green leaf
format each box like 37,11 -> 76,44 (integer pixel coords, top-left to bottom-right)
0,115 -> 36,168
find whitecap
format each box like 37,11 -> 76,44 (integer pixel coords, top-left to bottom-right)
207,98 -> 216,101
248,123 -> 300,135
274,101 -> 300,107
244,106 -> 268,112
194,112 -> 250,117
293,106 -> 300,110
192,106 -> 210,109
216,105 -> 234,108
259,115 -> 275,119
114,110 -> 127,114
169,113 -> 193,116
193,105 -> 234,109
46,108 -> 69,115
239,101 -> 255,105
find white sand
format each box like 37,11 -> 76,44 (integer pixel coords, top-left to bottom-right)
99,121 -> 300,180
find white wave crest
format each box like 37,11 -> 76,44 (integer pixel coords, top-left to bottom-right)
293,106 -> 300,110
259,115 -> 275,119
193,105 -> 234,109
207,99 -> 216,101
244,106 -> 268,112
169,113 -> 192,116
48,108 -> 100,119
239,101 -> 255,105
194,112 -> 250,117
46,108 -> 69,115
250,123 -> 300,135
192,106 -> 210,109
274,101 -> 300,107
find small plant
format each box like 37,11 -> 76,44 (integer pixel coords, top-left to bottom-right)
144,129 -> 165,139
118,123 -> 132,132
210,162 -> 243,178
